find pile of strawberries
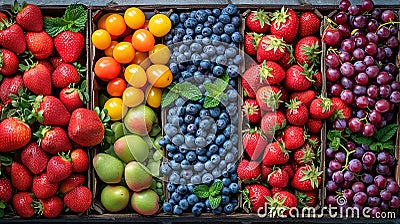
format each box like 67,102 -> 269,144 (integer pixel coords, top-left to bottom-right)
239,7 -> 350,216
0,3 -> 105,218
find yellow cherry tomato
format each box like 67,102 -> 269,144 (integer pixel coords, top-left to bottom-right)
97,13 -> 112,30
145,86 -> 162,108
113,42 -> 135,64
123,87 -> 144,107
104,41 -> 118,57
104,98 -> 123,121
92,29 -> 111,50
146,64 -> 173,88
131,51 -> 151,69
124,7 -> 145,29
105,14 -> 126,36
148,14 -> 171,37
124,64 -> 147,88
148,44 -> 170,65
131,29 -> 155,52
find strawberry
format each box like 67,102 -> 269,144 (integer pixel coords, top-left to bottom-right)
0,49 -> 19,76
268,168 -> 289,188
309,97 -> 335,120
308,135 -> 321,149
282,164 -> 294,179
50,56 -> 64,68
296,190 -> 317,208
0,21 -> 26,54
22,63 -> 52,96
331,97 -> 352,121
271,187 -> 284,195
257,35 -> 286,62
34,95 -> 71,126
291,165 -> 322,191
14,3 -> 43,32
244,32 -> 263,56
25,31 -> 53,60
279,45 -> 295,69
0,12 -> 8,21
256,86 -> 282,111
0,178 -> 12,203
242,76 -> 258,99
21,142 -> 49,174
312,71 -> 322,89
0,117 -> 31,152
262,142 -> 289,166
261,165 -> 272,181
11,162 -> 33,191
32,173 -> 58,199
285,98 -> 309,126
38,60 -> 54,74
259,60 -> 286,85
237,159 -> 261,181
34,196 -> 63,218
294,36 -> 321,66
47,153 -> 73,183
242,128 -> 268,160
52,63 -> 82,89
59,81 -> 88,112
294,144 -> 316,166
12,192 -> 35,218
245,10 -> 270,33
270,7 -> 299,42
71,148 -> 89,172
299,12 -> 321,37
306,118 -> 323,134
54,31 -> 84,63
243,99 -> 261,124
266,191 -> 298,217
243,184 -> 271,212
59,174 -> 86,194
68,108 -> 105,147
283,126 -> 306,150
289,90 -> 316,107
36,126 -> 72,154
260,111 -> 287,138
0,74 -> 24,105
284,64 -> 314,91
64,186 -> 92,213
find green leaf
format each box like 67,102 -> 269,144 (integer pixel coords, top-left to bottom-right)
204,96 -> 220,109
382,141 -> 395,152
0,207 -> 4,218
209,180 -> 223,195
0,75 -> 3,82
369,142 -> 380,151
350,133 -> 374,146
329,137 -> 340,151
161,91 -> 179,108
203,82 -> 220,97
0,201 -> 5,209
178,82 -> 202,101
193,185 -> 210,199
374,124 -> 398,142
221,71 -> 229,82
44,4 -> 87,37
215,77 -> 228,91
44,17 -> 68,37
327,130 -> 342,142
209,195 -> 222,209
0,155 -> 12,166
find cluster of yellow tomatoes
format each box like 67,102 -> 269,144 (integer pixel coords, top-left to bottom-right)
91,7 -> 173,121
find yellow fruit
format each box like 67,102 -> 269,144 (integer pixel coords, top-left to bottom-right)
124,64 -> 147,88
146,64 -> 173,88
148,44 -> 170,65
123,87 -> 144,108
104,98 -> 123,121
145,86 -> 162,108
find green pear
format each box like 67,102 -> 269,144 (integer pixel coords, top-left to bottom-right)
131,189 -> 159,216
125,161 -> 152,192
124,105 -> 157,136
101,185 -> 130,212
114,135 -> 150,163
93,153 -> 124,184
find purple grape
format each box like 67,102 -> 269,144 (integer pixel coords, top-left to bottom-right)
387,182 -> 399,194
346,141 -> 355,151
381,10 -> 395,22
371,8 -> 382,19
380,201 -> 389,211
354,61 -> 366,72
352,48 -> 365,60
376,164 -> 390,175
376,47 -> 386,60
380,189 -> 392,201
356,96 -> 369,109
384,63 -> 397,74
326,147 -> 335,158
348,159 -> 362,172
338,24 -> 351,37
377,152 -> 391,164
389,196 -> 400,209
353,147 -> 364,158
327,68 -> 341,82
344,170 -> 355,181
368,97 -> 377,108
356,110 -> 367,119
341,77 -> 354,90
341,180 -> 352,189
334,11 -> 348,24
361,0 -> 374,12
368,110 -> 382,124
390,26 -> 398,36
355,72 -> 369,85
353,192 -> 368,205
338,51 -> 351,62
361,173 -> 373,184
365,65 -> 379,78
368,197 -> 381,207
363,123 -> 375,137
371,207 -> 381,217
363,164 -> 374,172
329,160 -> 342,171
367,184 -> 379,196
332,171 -> 344,183
354,85 -> 367,95
326,180 -> 339,192
367,84 -> 379,98
384,47 -> 394,59
325,53 -> 340,68
353,15 -> 367,28
386,36 -> 399,48
367,19 -> 379,32
348,5 -> 360,16
365,42 -> 378,55
377,26 -> 390,39
354,33 -> 368,47
326,194 -> 338,205
335,151 -> 346,163
362,151 -> 376,166
388,154 -> 396,167
343,189 -> 354,201
333,119 -> 347,130
330,84 -> 343,96
366,32 -> 378,43
375,99 -> 390,113
340,62 -> 355,77
348,117 -> 363,133
327,167 -> 333,177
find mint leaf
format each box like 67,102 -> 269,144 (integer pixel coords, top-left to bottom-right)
221,71 -> 229,82
329,137 -> 340,151
327,130 -> 341,142
215,77 -> 228,91
350,133 -> 374,146
204,96 -> 220,109
203,82 -> 220,97
193,185 -> 210,198
44,17 -> 68,37
0,201 -> 5,209
374,124 -> 398,142
178,82 -> 202,101
209,180 -> 223,196
209,195 -> 222,209
161,91 -> 179,108
0,75 -> 3,82
382,141 -> 395,152
44,4 -> 87,37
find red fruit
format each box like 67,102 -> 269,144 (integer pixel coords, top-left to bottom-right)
243,99 -> 261,124
262,142 -> 289,166
64,186 -> 92,213
294,36 -> 321,66
270,7 -> 299,42
296,190 -> 317,208
52,63 -> 81,89
32,173 -> 58,199
291,165 -> 322,191
260,61 -> 286,85
15,3 -> 43,32
68,108 -> 105,147
284,64 -> 314,91
0,49 -> 19,75
257,35 -> 286,62
59,84 -> 87,112
0,12 -> 8,21
50,56 -> 64,68
37,126 -> 72,154
54,31 -> 84,63
285,98 -> 309,126
242,128 -> 268,160
0,117 -> 31,152
306,118 -> 323,134
35,196 -> 63,218
266,191 -> 298,216
279,46 -> 295,69
256,86 -> 282,111
310,97 -> 335,120
290,90 -> 316,107
46,153 -> 73,183
71,148 -> 89,172
260,111 -> 287,138
59,174 -> 86,194
299,12 -> 321,37
261,165 -> 272,181
313,71 -> 322,89
237,159 -> 261,181
294,145 -> 316,166
283,126 -> 306,150
11,162 -> 32,191
21,142 -> 49,175
38,60 -> 54,74
245,10 -> 270,33
308,135 -> 321,148
35,95 -> 71,126
242,77 -> 258,99
25,31 -> 54,59
243,184 -> 271,212
244,32 -> 264,56
12,192 -> 35,218
0,178 -> 12,202
0,74 -> 24,105
22,63 -> 52,96
282,164 -> 294,179
0,22 -> 26,54
271,187 -> 284,195
322,26 -> 342,46
268,168 -> 289,188
331,97 -> 352,121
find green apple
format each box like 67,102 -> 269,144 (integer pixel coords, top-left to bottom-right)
131,189 -> 159,216
101,185 -> 130,212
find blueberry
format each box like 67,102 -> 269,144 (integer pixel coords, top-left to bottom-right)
223,125 -> 232,138
224,24 -> 235,35
179,199 -> 189,211
208,144 -> 219,154
204,21 -> 211,27
204,45 -> 216,56
230,173 -> 238,182
227,163 -> 237,174
173,153 -> 184,162
185,135 -> 196,148
206,150 -> 213,158
216,45 -> 226,55
233,54 -> 242,65
194,117 -> 201,126
164,124 -> 178,138
187,194 -> 199,206
177,54 -> 187,63
170,161 -> 181,170
220,34 -> 231,44
231,31 -> 243,43
205,199 -> 211,208
212,65 -> 224,77
166,144 -> 178,152
201,27 -> 212,37
183,34 -> 193,43
186,123 -> 197,134
186,28 -> 194,36
212,8 -> 221,16
212,206 -> 223,215
209,107 -> 221,118
195,137 -> 207,147
208,15 -> 217,25
191,174 -> 201,184
179,12 -> 189,23
224,203 -> 234,214
231,198 -> 238,207
192,204 -> 202,216
225,4 -> 239,15
184,114 -> 194,124
229,182 -> 239,194
195,24 -> 204,34
198,155 -> 208,163
177,185 -> 188,195
163,202 -> 173,213
184,18 -> 197,28
221,177 -> 231,187
173,204 -> 183,215
221,195 -> 230,205
180,159 -> 190,170
189,11 -> 196,18
231,16 -> 241,27
176,27 -> 186,38
187,184 -> 195,193
170,13 -> 179,25
171,192 -> 182,203
195,147 -> 206,155
158,137 -> 168,147
190,42 -> 202,53
218,14 -> 231,24
160,163 -> 172,175
206,134 -> 216,144
185,151 -> 197,162
195,10 -> 207,23
210,34 -> 221,43
221,187 -> 230,196
202,173 -> 214,183
179,147 -> 188,154
195,34 -> 204,41
231,146 -> 238,156
219,160 -> 227,170
167,183 -> 176,192
180,124 -> 187,134
210,154 -> 221,164
205,160 -> 214,171
212,22 -> 224,35
212,168 -> 221,177
215,135 -> 226,146
216,119 -> 227,130
223,140 -> 233,150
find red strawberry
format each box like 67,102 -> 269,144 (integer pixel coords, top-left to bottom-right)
64,186 -> 92,213
283,126 -> 306,150
38,60 -> 54,74
260,111 -> 287,138
308,135 -> 321,148
262,142 -> 289,166
68,108 -> 105,147
271,187 -> 284,195
32,173 -> 58,199
0,178 -> 12,203
11,162 -> 32,191
35,95 -> 71,126
52,63 -> 82,89
261,165 -> 272,181
294,145 -> 316,166
0,22 -> 26,54
71,148 -> 89,172
47,153 -> 73,183
279,45 -> 295,69
243,99 -> 261,124
294,36 -> 321,66
35,196 -> 63,218
237,159 -> 261,181
59,174 -> 86,194
0,49 -> 19,76
282,164 -> 294,179
15,3 -> 43,32
259,60 -> 286,85
0,12 -> 8,21
270,7 -> 299,42
12,192 -> 35,218
284,64 -> 314,91
36,126 -> 72,154
291,165 -> 322,191
59,82 -> 88,112
0,74 -> 24,105
306,118 -> 323,134
285,98 -> 309,126
0,117 -> 31,152
21,142 -> 49,174
244,32 -> 263,56
290,90 -> 316,107
242,76 -> 258,99
299,12 -> 321,37
245,10 -> 270,33
296,190 -> 317,208
257,35 -> 286,62
242,128 -> 268,160
266,191 -> 298,216
313,71 -> 322,89
243,184 -> 271,212
25,31 -> 53,59
256,86 -> 282,111
54,31 -> 84,63
268,168 -> 289,188
22,63 -> 52,96
310,97 -> 335,119
50,56 -> 64,68
331,97 -> 352,121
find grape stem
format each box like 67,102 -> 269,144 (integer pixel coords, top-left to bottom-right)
376,21 -> 400,31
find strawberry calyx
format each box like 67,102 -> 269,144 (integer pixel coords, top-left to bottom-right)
18,51 -> 38,72
265,194 -> 289,217
259,60 -> 273,82
65,81 -> 89,104
264,36 -> 286,54
32,198 -> 44,216
59,150 -> 72,162
300,63 -> 316,83
295,190 -> 311,208
0,18 -> 13,30
285,98 -> 301,113
319,96 -> 333,113
330,109 -> 346,121
1,87 -> 36,123
299,165 -> 323,189
33,125 -> 52,145
241,187 -> 253,210
251,9 -> 270,28
277,141 -> 289,156
243,100 -> 260,116
284,44 -> 296,64
10,0 -> 27,15
94,106 -> 114,138
248,32 -> 264,49
72,62 -> 87,78
261,89 -> 282,111
300,41 -> 322,65
271,6 -> 290,29
298,145 -> 316,165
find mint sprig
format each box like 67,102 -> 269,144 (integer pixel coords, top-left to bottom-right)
193,180 -> 224,209
161,82 -> 202,107
203,72 -> 229,108
44,4 -> 87,37
350,124 -> 397,152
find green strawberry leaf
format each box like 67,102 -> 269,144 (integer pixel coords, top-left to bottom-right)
350,133 -> 374,146
193,185 -> 210,199
178,82 -> 202,101
161,91 -> 179,108
204,96 -> 220,109
373,124 -> 398,142
0,201 -> 5,209
0,155 -> 12,166
209,180 -> 223,196
209,195 -> 222,210
0,75 -> 3,82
